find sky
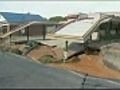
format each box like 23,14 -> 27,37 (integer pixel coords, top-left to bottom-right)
1,1 -> 120,19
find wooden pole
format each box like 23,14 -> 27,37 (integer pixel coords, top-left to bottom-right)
26,27 -> 29,42
0,38 -> 2,44
42,25 -> 46,40
65,40 -> 68,52
9,34 -> 12,45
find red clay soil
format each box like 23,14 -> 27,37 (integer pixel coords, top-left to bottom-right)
49,53 -> 120,79
27,46 -> 64,61
27,46 -> 120,79
27,46 -> 54,60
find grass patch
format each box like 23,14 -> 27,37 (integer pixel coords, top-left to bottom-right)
38,55 -> 71,64
38,55 -> 57,64
0,46 -> 22,55
38,55 -> 64,64
9,48 -> 22,55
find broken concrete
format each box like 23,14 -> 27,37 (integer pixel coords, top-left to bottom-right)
101,43 -> 120,72
67,42 -> 85,59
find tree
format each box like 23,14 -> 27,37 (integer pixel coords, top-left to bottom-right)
49,16 -> 67,22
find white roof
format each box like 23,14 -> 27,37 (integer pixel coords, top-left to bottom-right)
55,18 -> 99,36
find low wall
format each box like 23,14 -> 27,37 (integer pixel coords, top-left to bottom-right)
101,43 -> 120,72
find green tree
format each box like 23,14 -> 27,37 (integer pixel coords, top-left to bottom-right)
49,16 -> 67,22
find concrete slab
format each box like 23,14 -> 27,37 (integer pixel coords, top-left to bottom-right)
101,43 -> 120,72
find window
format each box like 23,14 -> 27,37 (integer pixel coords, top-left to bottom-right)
21,29 -> 25,34
91,32 -> 100,41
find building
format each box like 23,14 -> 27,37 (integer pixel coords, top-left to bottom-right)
98,12 -> 120,17
55,12 -> 120,49
0,12 -> 48,36
0,12 -> 60,37
0,12 -> 61,44
66,14 -> 79,19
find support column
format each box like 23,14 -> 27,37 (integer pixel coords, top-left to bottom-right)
42,25 -> 46,40
0,38 -> 3,44
7,24 -> 10,33
9,34 -> 12,45
63,41 -> 69,63
26,27 -> 29,42
109,21 -> 112,30
55,25 -> 58,28
65,40 -> 68,52
108,21 -> 112,39
0,27 -> 2,35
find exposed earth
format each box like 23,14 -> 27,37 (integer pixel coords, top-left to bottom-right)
25,45 -> 120,79
1,50 -> 120,88
7,36 -> 120,79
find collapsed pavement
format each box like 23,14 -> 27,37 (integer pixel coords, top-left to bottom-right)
24,40 -> 120,79
3,35 -> 120,79
101,43 -> 120,72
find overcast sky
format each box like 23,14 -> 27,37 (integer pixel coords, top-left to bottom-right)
0,1 -> 120,18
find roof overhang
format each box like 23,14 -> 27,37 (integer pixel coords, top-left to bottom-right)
33,21 -> 61,25
9,21 -> 61,26
0,22 -> 9,27
0,21 -> 61,38
53,34 -> 84,43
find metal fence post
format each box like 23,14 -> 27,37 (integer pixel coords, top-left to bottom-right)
81,73 -> 88,89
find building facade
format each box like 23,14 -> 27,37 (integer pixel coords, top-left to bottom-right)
0,12 -> 47,36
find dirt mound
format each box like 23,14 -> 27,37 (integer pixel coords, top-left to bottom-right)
49,53 -> 120,79
27,46 -> 54,60
27,45 -> 120,79
27,46 -> 64,60
52,47 -> 64,59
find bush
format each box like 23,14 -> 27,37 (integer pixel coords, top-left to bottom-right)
9,48 -> 22,55
0,46 -> 11,52
26,40 -> 39,48
0,46 -> 22,55
38,55 -> 66,64
38,55 -> 58,64
23,44 -> 39,55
